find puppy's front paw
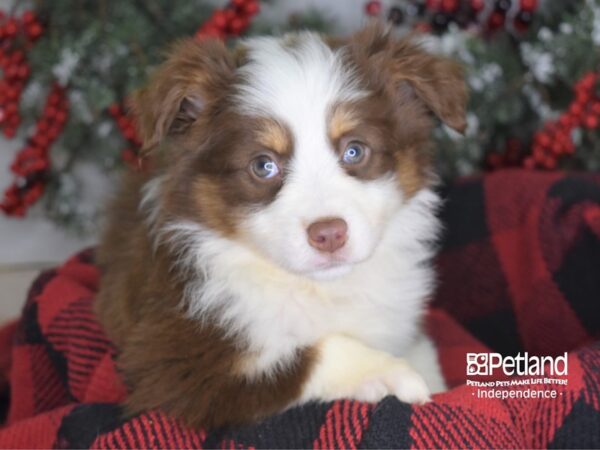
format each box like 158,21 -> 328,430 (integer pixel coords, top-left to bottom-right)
300,335 -> 431,406
354,361 -> 431,404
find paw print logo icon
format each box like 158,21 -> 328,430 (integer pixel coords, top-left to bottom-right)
466,353 -> 489,376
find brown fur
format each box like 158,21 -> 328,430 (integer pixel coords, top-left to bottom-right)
256,119 -> 294,156
131,39 -> 236,154
346,24 -> 467,133
96,23 -> 466,430
97,40 -> 311,429
96,171 -> 315,429
329,104 -> 361,142
322,25 -> 467,196
163,110 -> 293,236
120,303 -> 315,428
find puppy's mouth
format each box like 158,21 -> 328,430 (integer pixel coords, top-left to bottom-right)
306,263 -> 354,281
301,241 -> 378,280
304,253 -> 358,280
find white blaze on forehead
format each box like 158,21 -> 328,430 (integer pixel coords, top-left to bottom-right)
234,32 -> 403,278
235,32 -> 365,151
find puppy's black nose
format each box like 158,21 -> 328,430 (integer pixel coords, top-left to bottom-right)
307,218 -> 348,253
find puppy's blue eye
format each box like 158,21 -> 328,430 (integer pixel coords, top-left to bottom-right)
342,141 -> 368,165
251,155 -> 280,179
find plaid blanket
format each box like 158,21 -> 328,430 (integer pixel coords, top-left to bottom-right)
0,169 -> 599,449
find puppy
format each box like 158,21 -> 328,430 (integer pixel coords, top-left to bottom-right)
96,23 -> 467,429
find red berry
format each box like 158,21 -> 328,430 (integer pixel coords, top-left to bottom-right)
488,11 -> 505,28
55,110 -> 67,125
580,72 -> 597,90
4,19 -> 18,37
108,103 -> 121,117
576,91 -> 590,104
17,64 -> 30,79
441,0 -> 458,12
7,114 -> 20,127
538,133 -> 551,148
520,0 -> 538,11
365,0 -> 382,16
224,9 -> 236,21
34,134 -> 49,147
26,22 -> 43,40
11,206 -> 26,217
6,64 -> 19,79
244,0 -> 260,16
23,183 -> 44,205
558,114 -> 572,129
551,141 -> 563,155
22,11 -> 36,24
125,129 -> 137,141
6,88 -> 19,100
228,16 -> 249,35
196,24 -> 224,40
44,106 -> 57,118
569,102 -> 584,118
47,126 -> 61,140
533,147 -> 546,163
10,50 -> 24,63
117,116 -> 130,130
5,103 -> 17,115
584,115 -> 599,129
471,0 -> 485,11
212,10 -> 228,29
564,141 -> 576,154
48,92 -> 63,106
543,156 -> 557,170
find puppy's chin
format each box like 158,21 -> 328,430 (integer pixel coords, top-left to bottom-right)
304,264 -> 354,281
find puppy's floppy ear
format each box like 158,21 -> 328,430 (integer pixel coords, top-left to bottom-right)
130,38 -> 235,153
349,23 -> 468,133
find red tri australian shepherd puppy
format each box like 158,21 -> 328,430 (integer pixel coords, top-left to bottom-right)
96,23 -> 467,429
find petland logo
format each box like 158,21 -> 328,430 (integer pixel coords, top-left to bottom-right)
466,352 -> 569,400
466,352 -> 568,377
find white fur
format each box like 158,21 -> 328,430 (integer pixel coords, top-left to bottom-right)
235,32 -> 396,278
298,334 -> 430,404
140,175 -> 166,239
236,32 -> 365,120
143,31 -> 446,403
156,188 -> 441,382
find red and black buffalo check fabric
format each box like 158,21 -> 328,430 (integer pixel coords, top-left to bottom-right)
0,169 -> 599,449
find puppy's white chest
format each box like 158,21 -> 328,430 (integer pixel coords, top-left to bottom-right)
270,247 -> 434,354
322,264 -> 432,355
180,188 -> 440,375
